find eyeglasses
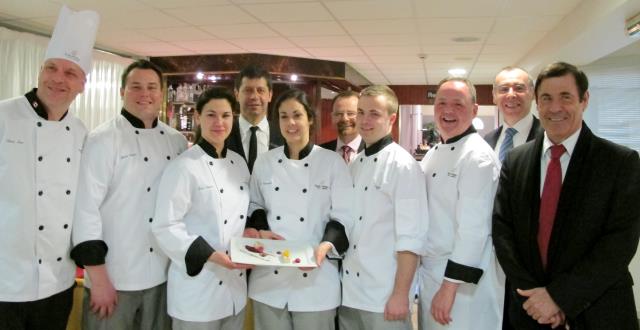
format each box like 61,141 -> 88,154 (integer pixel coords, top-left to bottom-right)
332,111 -> 357,118
496,83 -> 528,95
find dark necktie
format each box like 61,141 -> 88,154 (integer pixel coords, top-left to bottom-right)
248,126 -> 258,172
341,145 -> 353,164
499,127 -> 517,162
538,144 -> 565,268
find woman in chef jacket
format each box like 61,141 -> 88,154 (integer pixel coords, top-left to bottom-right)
245,88 -> 354,330
152,87 -> 252,330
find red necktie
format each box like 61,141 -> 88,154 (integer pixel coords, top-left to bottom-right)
538,144 -> 565,268
341,145 -> 353,164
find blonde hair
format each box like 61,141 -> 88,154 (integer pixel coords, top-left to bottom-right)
360,85 -> 398,115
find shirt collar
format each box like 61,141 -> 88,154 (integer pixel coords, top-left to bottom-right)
121,108 -> 158,129
284,141 -> 313,159
198,138 -> 227,159
542,126 -> 581,158
364,134 -> 393,156
25,88 -> 68,121
337,135 -> 362,152
442,125 -> 476,144
239,114 -> 269,135
506,113 -> 534,136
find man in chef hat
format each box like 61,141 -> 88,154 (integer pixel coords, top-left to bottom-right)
0,5 -> 99,330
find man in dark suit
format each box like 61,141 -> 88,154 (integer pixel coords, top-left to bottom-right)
486,66 -> 544,330
225,64 -> 283,172
320,90 -> 364,163
493,62 -> 640,329
484,67 -> 542,163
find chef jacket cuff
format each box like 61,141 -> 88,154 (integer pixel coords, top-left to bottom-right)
70,240 -> 108,268
321,220 -> 349,255
246,209 -> 270,231
444,259 -> 483,284
394,238 -> 424,255
185,236 -> 215,277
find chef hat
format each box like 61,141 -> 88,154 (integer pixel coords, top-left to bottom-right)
44,5 -> 100,75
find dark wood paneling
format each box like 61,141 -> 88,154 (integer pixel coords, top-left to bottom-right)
389,84 -> 494,105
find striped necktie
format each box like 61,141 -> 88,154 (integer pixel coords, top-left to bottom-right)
499,127 -> 517,162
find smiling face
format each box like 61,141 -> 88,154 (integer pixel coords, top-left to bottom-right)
536,74 -> 588,144
434,80 -> 478,142
36,58 -> 86,114
493,68 -> 534,125
235,77 -> 272,125
331,95 -> 359,141
195,98 -> 233,151
356,94 -> 396,146
278,98 -> 311,149
120,68 -> 162,125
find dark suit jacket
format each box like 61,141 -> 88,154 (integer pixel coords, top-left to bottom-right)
492,123 -> 640,330
484,115 -> 542,149
225,117 -> 284,162
319,138 -> 366,153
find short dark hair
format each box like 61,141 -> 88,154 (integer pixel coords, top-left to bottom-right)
330,90 -> 359,110
234,64 -> 272,91
121,60 -> 163,88
535,62 -> 589,102
272,88 -> 316,136
196,87 -> 237,114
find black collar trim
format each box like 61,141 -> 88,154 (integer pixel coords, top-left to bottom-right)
198,139 -> 227,159
442,126 -> 476,144
364,135 -> 393,156
121,108 -> 158,129
25,88 -> 68,121
284,142 -> 313,159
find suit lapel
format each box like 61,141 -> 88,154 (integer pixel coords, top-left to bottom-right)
485,126 -> 502,149
226,118 -> 247,161
523,135 -> 547,280
526,117 -> 543,142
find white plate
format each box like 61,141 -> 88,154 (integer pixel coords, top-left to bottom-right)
230,237 -> 317,268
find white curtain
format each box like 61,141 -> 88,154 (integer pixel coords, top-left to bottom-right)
0,26 -> 132,130
398,104 -> 422,154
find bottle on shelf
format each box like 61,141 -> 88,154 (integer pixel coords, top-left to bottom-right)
179,104 -> 188,131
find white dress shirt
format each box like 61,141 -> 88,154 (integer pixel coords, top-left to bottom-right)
239,115 -> 269,157
540,127 -> 581,193
494,113 -> 535,153
336,135 -> 362,163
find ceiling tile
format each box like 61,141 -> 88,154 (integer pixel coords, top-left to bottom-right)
417,17 -> 494,34
0,0 -> 61,18
253,48 -> 313,59
139,0 -> 229,9
121,41 -> 190,55
241,3 -> 333,22
305,47 -> 365,57
351,34 -> 419,46
97,29 -> 157,44
501,0 -> 582,16
420,32 -> 487,45
171,39 -> 244,53
493,15 -> 563,34
289,35 -> 356,48
414,0 -> 502,18
342,19 -> 417,35
362,45 -> 421,56
104,9 -> 190,29
139,27 -> 215,42
200,23 -> 278,39
269,21 -> 345,37
229,37 -> 297,50
163,5 -> 257,25
325,0 -> 414,20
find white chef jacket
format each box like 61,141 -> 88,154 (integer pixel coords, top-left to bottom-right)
419,131 -> 504,330
0,92 -> 86,301
72,112 -> 187,290
153,143 -> 249,322
342,136 -> 428,313
248,144 -> 354,312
